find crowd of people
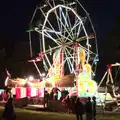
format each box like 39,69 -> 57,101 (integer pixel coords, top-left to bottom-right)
44,88 -> 97,120
65,96 -> 96,120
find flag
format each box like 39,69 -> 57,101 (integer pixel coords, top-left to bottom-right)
28,57 -> 42,62
6,69 -> 11,77
28,52 -> 44,63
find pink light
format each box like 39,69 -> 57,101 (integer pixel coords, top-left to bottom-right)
4,77 -> 9,86
16,88 -> 21,99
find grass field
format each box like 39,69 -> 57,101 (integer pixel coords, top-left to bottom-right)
0,106 -> 120,120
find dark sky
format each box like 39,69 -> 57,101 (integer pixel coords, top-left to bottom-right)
0,0 -> 119,46
82,0 -> 120,39
0,0 -> 120,87
0,0 -> 119,47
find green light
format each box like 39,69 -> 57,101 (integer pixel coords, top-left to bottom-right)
84,92 -> 87,97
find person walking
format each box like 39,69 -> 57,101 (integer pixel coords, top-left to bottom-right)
86,97 -> 92,120
2,97 -> 16,120
92,96 -> 96,120
74,98 -> 84,120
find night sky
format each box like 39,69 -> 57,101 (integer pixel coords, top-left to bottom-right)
0,0 -> 120,87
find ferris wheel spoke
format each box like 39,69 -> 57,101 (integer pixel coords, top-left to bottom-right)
44,31 -> 61,45
44,29 -> 66,43
66,46 -> 74,54
44,27 -> 74,43
38,23 -> 55,31
65,47 -> 73,59
67,57 -> 76,74
64,50 -> 72,73
66,8 -> 74,37
70,19 -> 78,37
44,54 -> 52,68
37,23 -> 65,44
65,46 -> 73,56
67,59 -> 73,73
43,59 -> 48,71
60,7 -> 69,28
77,17 -> 87,37
65,19 -> 80,42
58,7 -> 74,40
55,30 -> 74,43
35,28 -> 61,46
59,6 -> 63,35
77,22 -> 82,37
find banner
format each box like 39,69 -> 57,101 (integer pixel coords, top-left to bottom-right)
16,88 -> 21,99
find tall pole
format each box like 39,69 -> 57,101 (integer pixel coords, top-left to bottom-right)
29,31 -> 33,57
33,61 -> 41,77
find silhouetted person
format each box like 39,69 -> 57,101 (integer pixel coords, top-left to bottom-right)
49,91 -> 54,100
86,97 -> 92,120
74,98 -> 84,120
71,97 -> 76,113
44,91 -> 49,107
2,97 -> 16,120
65,90 -> 69,97
3,92 -> 7,101
53,87 -> 60,100
61,89 -> 69,99
92,96 -> 96,120
65,96 -> 71,113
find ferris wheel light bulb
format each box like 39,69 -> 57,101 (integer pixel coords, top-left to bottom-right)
29,76 -> 34,81
42,73 -> 45,77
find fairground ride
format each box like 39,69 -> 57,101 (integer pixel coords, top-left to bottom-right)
97,63 -> 120,112
27,0 -> 99,98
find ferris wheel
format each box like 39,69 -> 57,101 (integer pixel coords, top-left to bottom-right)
28,0 -> 99,78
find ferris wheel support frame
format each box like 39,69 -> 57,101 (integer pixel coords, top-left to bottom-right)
96,63 -> 120,109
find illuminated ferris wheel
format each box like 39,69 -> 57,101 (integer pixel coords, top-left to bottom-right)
28,0 -> 99,78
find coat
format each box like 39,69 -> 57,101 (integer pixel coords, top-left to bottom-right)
74,101 -> 85,115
